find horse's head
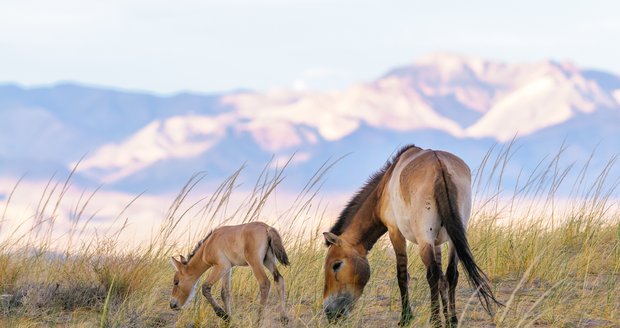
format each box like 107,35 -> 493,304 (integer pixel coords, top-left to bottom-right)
169,255 -> 199,310
322,232 -> 370,322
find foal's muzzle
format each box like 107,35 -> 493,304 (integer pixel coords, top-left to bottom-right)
323,294 -> 354,322
169,299 -> 179,310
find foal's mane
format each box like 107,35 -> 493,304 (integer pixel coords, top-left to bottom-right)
328,144 -> 419,240
184,230 -> 213,264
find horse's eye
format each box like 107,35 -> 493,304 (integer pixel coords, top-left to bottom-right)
174,280 -> 179,286
332,261 -> 343,272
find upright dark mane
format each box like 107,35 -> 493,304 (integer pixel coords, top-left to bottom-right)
184,230 -> 213,264
329,145 -> 419,240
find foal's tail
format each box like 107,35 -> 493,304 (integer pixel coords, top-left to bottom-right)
433,153 -> 502,315
267,227 -> 290,266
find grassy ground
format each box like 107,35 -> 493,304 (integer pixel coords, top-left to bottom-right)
0,216 -> 618,328
0,146 -> 619,327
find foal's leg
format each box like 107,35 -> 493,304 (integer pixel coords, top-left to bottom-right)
264,254 -> 289,323
421,243 -> 443,328
388,229 -> 413,326
247,254 -> 271,323
435,246 -> 450,325
201,265 -> 230,321
220,268 -> 232,315
446,245 -> 459,327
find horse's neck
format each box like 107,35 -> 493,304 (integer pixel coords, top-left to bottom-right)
341,189 -> 388,251
186,243 -> 210,277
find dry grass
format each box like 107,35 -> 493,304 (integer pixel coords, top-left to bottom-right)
0,145 -> 619,327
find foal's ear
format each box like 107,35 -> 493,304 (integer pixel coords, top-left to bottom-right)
169,256 -> 183,271
323,232 -> 341,246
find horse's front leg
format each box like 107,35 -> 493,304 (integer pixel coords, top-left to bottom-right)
220,268 -> 232,315
389,229 -> 413,326
201,265 -> 230,322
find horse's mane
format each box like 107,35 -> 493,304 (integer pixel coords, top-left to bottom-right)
184,230 -> 213,264
328,145 -> 419,241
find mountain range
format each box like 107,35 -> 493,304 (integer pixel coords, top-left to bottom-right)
2,53 -> 619,196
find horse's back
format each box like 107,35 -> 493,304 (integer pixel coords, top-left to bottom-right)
380,149 -> 471,246
206,222 -> 272,266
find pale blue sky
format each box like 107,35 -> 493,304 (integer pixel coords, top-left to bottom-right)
1,0 -> 618,94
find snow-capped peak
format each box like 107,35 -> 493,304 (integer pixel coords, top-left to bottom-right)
76,114 -> 233,183
70,54 -> 620,184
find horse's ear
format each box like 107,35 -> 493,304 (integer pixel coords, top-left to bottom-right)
323,232 -> 341,246
179,255 -> 187,264
170,256 -> 183,271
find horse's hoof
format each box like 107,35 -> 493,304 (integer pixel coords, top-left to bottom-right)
449,317 -> 458,328
397,311 -> 413,326
279,315 -> 290,325
215,308 -> 230,321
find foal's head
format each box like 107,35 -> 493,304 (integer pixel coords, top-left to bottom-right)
322,232 -> 370,322
169,255 -> 199,310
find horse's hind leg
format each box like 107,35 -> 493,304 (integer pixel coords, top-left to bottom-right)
264,253 -> 289,323
446,244 -> 459,327
421,243 -> 443,328
435,246 -> 450,326
220,268 -> 232,315
247,254 -> 271,324
201,265 -> 230,321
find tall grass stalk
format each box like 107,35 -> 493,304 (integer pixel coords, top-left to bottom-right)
0,145 -> 618,327
100,277 -> 114,328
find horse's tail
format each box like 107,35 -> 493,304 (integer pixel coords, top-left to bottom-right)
267,227 -> 290,266
433,152 -> 502,315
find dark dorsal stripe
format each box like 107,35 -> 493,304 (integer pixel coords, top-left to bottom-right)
328,144 -> 419,241
185,230 -> 213,264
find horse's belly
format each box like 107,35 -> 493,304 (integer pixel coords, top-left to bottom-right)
230,257 -> 248,266
389,196 -> 450,246
398,215 -> 449,246
383,195 -> 415,243
395,214 -> 418,244
223,247 -> 249,266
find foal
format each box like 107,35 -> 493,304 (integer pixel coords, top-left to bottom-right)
169,221 -> 289,323
322,145 -> 501,327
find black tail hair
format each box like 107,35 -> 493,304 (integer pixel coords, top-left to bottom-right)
267,227 -> 290,266
433,152 -> 503,314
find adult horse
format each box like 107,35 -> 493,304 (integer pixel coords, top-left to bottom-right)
322,145 -> 501,327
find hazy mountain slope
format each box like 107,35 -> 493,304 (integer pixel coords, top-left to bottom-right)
0,83 -> 228,179
1,54 -> 619,195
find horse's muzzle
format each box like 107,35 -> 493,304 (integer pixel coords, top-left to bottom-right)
169,299 -> 180,310
323,294 -> 354,322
